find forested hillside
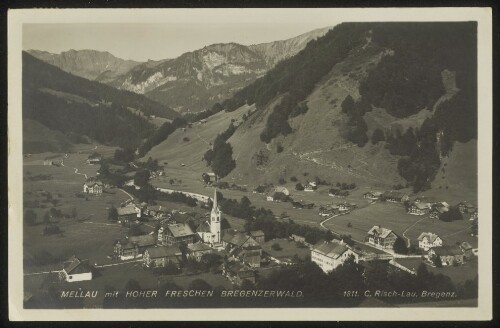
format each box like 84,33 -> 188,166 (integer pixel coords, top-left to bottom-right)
23,52 -> 177,151
221,22 -> 477,192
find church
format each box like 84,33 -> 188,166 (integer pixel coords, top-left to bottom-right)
196,188 -> 223,248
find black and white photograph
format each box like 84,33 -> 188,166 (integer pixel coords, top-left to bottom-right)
7,8 -> 492,321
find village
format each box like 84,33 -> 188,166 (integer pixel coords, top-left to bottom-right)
22,146 -> 478,308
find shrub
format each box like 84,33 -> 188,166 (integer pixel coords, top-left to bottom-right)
271,243 -> 282,251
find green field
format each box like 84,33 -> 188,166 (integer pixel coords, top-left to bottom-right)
260,238 -> 310,261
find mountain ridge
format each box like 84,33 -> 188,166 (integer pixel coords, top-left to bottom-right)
26,49 -> 141,83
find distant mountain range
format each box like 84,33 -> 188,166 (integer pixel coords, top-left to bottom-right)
26,49 -> 141,83
27,27 -> 332,113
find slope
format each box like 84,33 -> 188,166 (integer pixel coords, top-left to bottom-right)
23,119 -> 73,153
23,52 -> 178,152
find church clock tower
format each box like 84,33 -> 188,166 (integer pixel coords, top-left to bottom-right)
210,188 -> 221,243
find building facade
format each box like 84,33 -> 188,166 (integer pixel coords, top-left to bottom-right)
311,240 -> 359,273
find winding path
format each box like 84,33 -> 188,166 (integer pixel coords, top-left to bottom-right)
402,215 -> 430,247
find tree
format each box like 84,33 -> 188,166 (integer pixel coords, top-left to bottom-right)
71,207 -> 78,219
371,128 -> 386,144
431,255 -> 443,268
134,170 -> 150,188
341,95 -> 355,114
295,183 -> 304,191
24,209 -> 37,226
108,205 -> 118,221
272,243 -> 282,251
188,279 -> 212,291
439,206 -> 463,222
43,211 -> 50,224
470,219 -> 478,236
240,279 -> 256,290
393,236 -> 408,254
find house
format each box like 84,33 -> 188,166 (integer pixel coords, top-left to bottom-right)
202,172 -> 217,184
249,230 -> 265,243
145,205 -> 168,219
304,183 -> 317,192
459,242 -> 474,260
381,191 -> 409,203
157,223 -> 195,246
86,153 -> 102,165
266,193 -> 276,202
338,202 -> 356,212
187,242 -> 214,262
290,234 -> 307,245
319,206 -> 337,217
222,229 -> 262,268
366,226 -> 398,249
222,261 -> 256,286
311,240 -> 359,273
117,205 -> 141,226
457,202 -> 476,214
143,245 -> 182,268
83,177 -> 104,195
428,246 -> 465,266
408,202 -> 430,216
417,232 -> 443,251
60,256 -> 92,282
430,206 -> 448,219
113,234 -> 157,260
363,191 -> 382,200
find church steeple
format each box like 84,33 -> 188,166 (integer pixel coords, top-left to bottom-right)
212,188 -> 220,216
210,188 -> 221,243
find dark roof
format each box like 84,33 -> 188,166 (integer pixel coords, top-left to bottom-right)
431,245 -> 464,256
196,221 -> 211,233
117,206 -> 137,216
188,242 -> 213,253
166,223 -> 195,238
417,232 -> 441,243
146,245 -> 181,259
460,242 -> 473,251
250,230 -> 264,238
63,256 -> 92,275
367,226 -> 395,239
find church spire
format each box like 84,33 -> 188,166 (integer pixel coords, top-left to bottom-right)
213,188 -> 218,210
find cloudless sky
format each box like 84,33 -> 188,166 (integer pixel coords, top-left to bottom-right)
23,21 -> 337,61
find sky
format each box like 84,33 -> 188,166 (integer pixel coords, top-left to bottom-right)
22,9 -> 342,61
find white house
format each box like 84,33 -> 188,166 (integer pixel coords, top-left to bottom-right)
417,232 -> 443,251
60,256 -> 92,282
83,177 -> 104,195
311,240 -> 359,273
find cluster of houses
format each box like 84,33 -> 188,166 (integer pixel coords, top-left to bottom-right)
363,190 -> 409,203
363,190 -> 478,221
318,202 -> 357,217
110,189 -> 266,286
364,225 -> 475,267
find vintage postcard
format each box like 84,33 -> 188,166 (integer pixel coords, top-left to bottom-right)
8,8 -> 492,321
